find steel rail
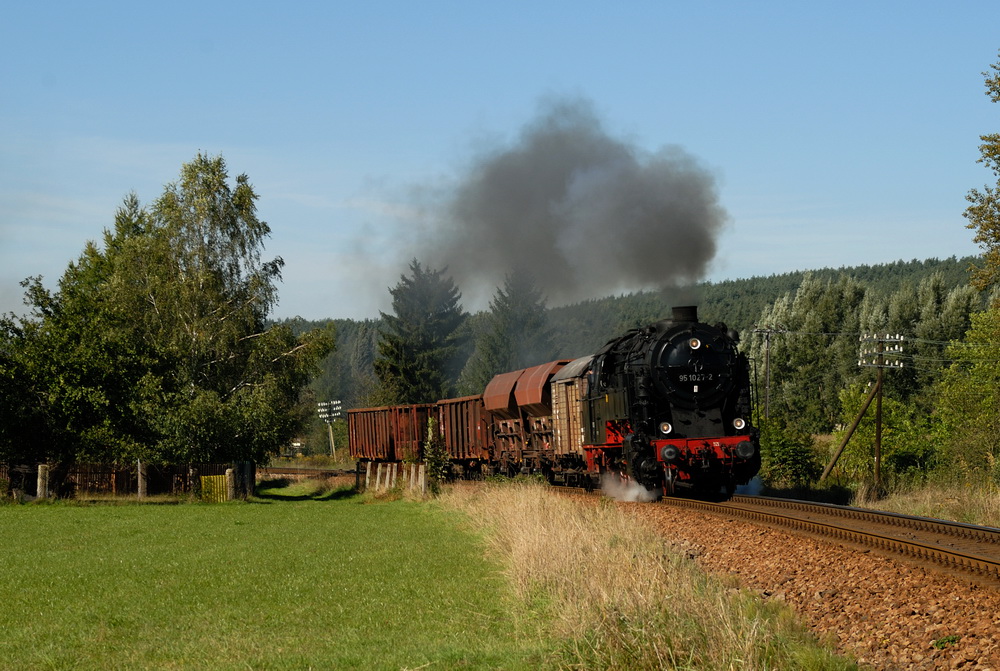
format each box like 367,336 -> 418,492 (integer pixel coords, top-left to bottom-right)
662,496 -> 1000,583
259,466 -> 356,478
730,495 -> 1000,545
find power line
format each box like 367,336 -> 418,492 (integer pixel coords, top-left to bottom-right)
761,328 -> 1000,349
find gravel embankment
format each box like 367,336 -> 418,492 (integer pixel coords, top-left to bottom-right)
618,502 -> 1000,671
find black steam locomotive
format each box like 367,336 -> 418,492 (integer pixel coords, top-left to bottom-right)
584,305 -> 759,495
349,306 -> 760,498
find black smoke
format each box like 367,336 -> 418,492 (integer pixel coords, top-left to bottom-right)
410,97 -> 728,309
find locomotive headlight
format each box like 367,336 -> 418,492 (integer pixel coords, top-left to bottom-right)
659,421 -> 673,435
688,338 -> 702,350
733,417 -> 747,431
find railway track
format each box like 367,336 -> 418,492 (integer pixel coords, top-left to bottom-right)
259,466 -> 358,479
661,494 -> 1000,586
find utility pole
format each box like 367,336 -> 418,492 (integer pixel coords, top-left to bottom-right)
821,333 -> 903,487
752,325 -> 787,419
859,334 -> 904,490
317,400 -> 343,459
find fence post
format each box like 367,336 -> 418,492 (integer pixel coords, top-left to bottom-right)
235,462 -> 247,499
418,463 -> 426,495
365,461 -> 372,490
225,468 -> 235,501
137,461 -> 147,499
36,464 -> 49,500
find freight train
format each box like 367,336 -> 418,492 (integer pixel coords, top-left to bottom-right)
348,306 -> 760,498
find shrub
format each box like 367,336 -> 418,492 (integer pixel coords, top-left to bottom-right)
833,383 -> 941,484
759,418 -> 821,489
423,417 -> 449,495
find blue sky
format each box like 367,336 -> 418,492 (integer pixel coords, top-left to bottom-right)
2,1 -> 998,321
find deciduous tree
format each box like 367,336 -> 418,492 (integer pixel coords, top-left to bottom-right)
758,418 -> 820,490
966,51 -> 1000,294
934,308 -> 1000,481
2,154 -> 333,469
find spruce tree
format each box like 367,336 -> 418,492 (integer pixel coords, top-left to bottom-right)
460,269 -> 554,393
374,259 -> 467,404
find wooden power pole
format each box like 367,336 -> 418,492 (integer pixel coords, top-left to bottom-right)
820,333 -> 904,488
752,325 -> 787,420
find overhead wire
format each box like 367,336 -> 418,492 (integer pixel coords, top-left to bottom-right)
748,327 -> 1000,372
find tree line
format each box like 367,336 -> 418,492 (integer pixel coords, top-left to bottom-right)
301,256 -> 981,410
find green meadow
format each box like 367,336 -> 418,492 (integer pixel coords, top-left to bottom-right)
0,482 -> 551,671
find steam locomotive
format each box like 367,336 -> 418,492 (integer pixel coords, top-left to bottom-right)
348,306 -> 760,498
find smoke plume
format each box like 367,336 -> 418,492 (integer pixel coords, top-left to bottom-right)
410,97 -> 728,309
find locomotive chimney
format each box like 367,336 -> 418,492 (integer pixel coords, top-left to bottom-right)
672,305 -> 699,323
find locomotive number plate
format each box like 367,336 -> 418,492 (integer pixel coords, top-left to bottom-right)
678,373 -> 714,382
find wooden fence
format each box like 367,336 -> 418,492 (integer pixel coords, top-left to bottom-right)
364,461 -> 427,494
0,462 -> 256,502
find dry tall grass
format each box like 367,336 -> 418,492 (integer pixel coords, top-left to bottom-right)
856,478 -> 1000,527
442,481 -> 855,670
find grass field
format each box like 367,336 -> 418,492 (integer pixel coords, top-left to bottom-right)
0,480 -> 551,670
1,477 -> 862,670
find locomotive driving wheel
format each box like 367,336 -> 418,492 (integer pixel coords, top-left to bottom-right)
664,466 -> 677,496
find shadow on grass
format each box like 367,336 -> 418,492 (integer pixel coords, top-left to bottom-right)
315,488 -> 358,501
253,478 -> 359,503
